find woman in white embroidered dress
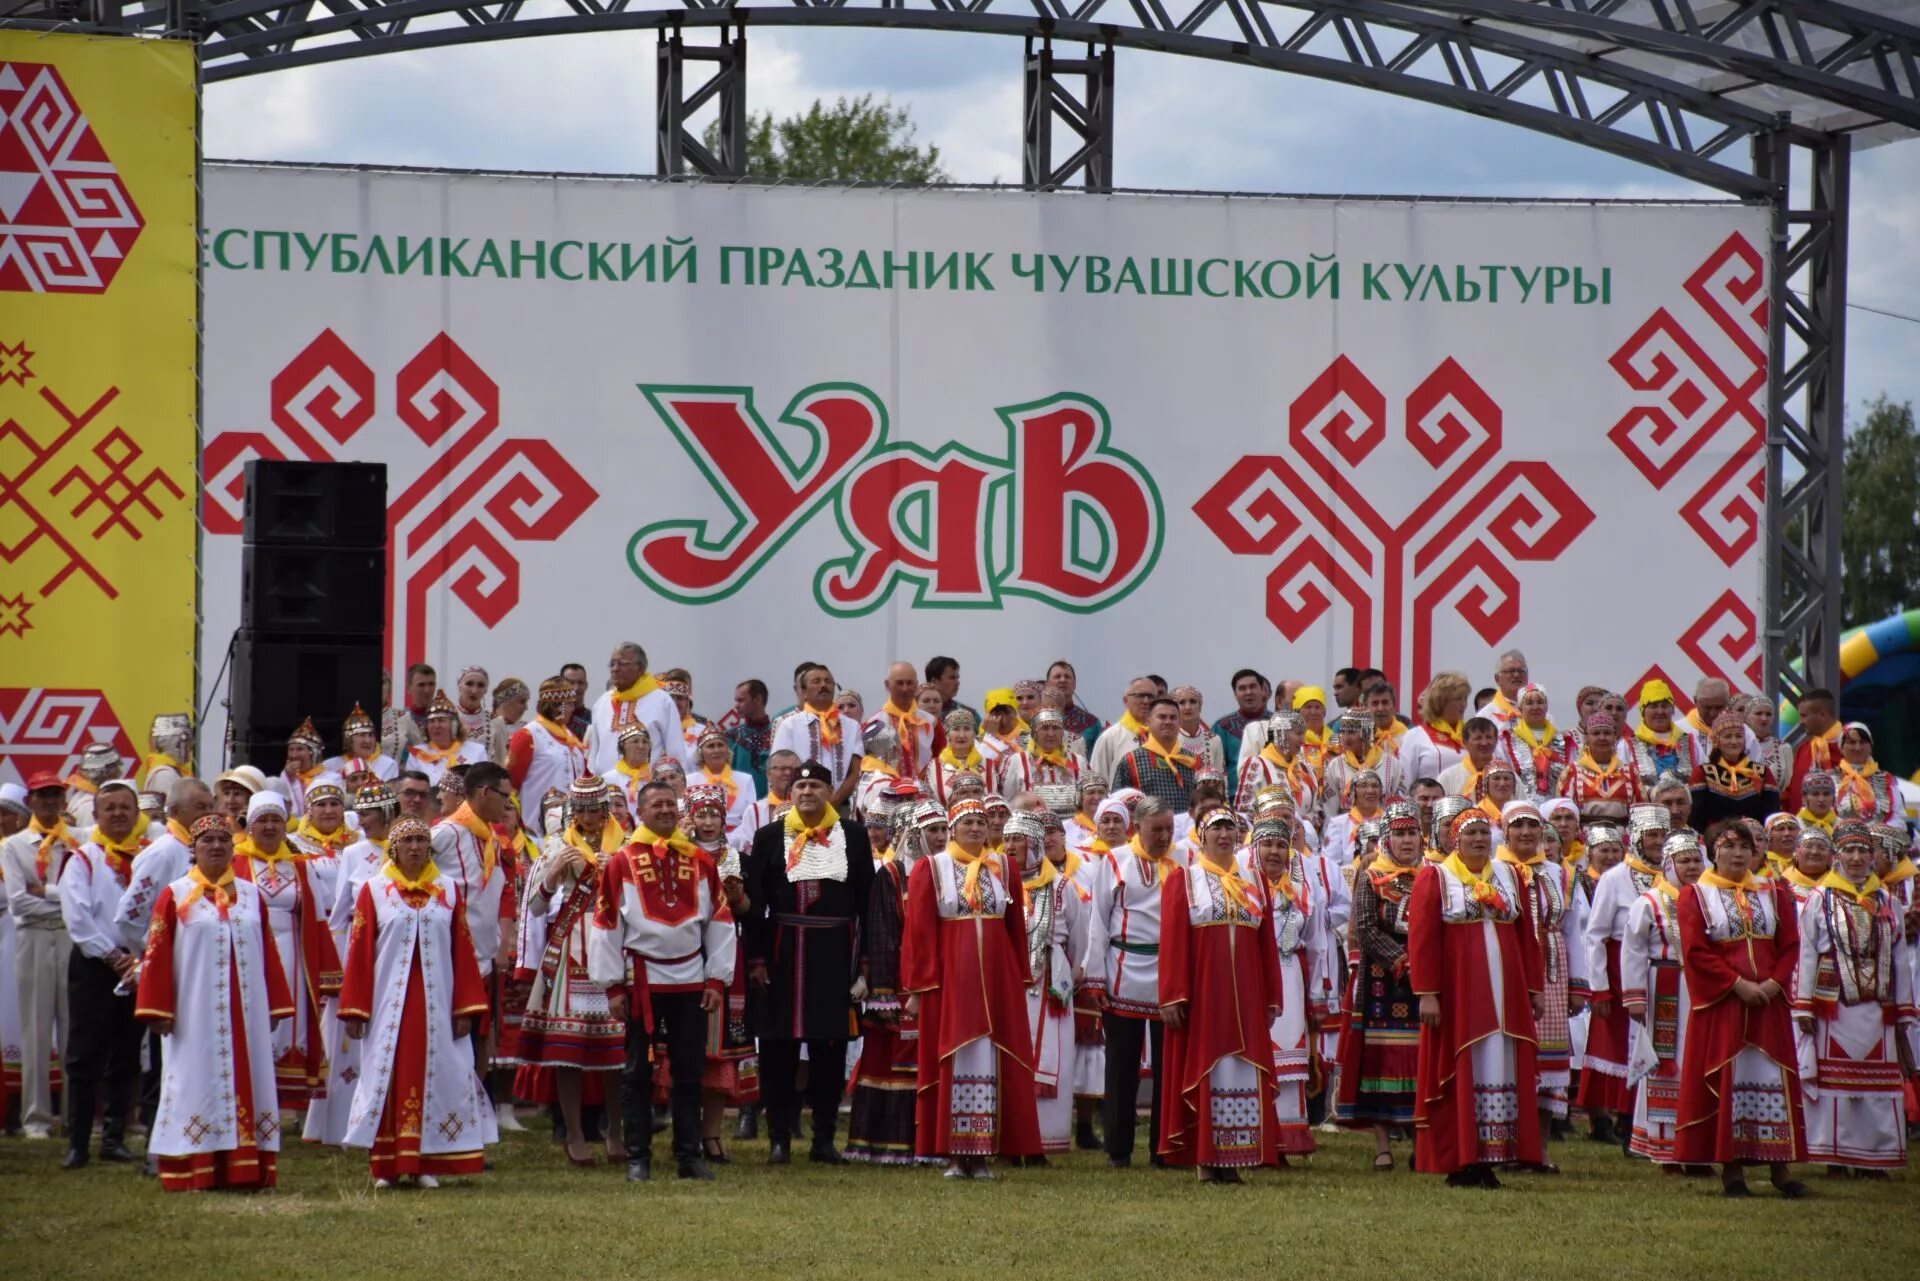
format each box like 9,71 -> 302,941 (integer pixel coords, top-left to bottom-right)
338,817 -> 493,1189
1795,820 -> 1917,1178
137,816 -> 295,1192
1241,812 -> 1331,1164
1621,830 -> 1709,1172
511,776 -> 629,1167
1011,812 -> 1087,1160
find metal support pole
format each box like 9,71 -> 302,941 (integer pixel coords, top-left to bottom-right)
1022,36 -> 1114,192
656,25 -> 747,179
1757,121 -> 1849,719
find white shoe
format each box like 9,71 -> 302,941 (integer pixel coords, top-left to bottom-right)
943,1163 -> 967,1179
494,1103 -> 527,1132
373,1178 -> 393,1190
417,1174 -> 440,1190
22,1124 -> 51,1141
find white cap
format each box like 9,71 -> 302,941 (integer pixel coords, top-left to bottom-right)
217,765 -> 270,794
247,791 -> 288,822
0,782 -> 25,815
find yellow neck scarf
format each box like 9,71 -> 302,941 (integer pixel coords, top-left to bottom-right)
782,803 -> 841,871
1497,843 -> 1544,869
808,705 -> 843,750
1634,721 -> 1683,748
1441,851 -> 1510,911
1880,857 -> 1916,887
179,865 -> 236,916
562,821 -> 624,862
1817,869 -> 1883,907
1127,834 -> 1180,884
612,673 -> 662,704
1023,855 -> 1058,894
1142,736 -> 1196,773
448,802 -> 499,883
630,823 -> 700,862
1797,808 -> 1836,834
1116,710 -> 1149,739
948,842 -> 1001,911
537,714 -> 583,749
1030,744 -> 1073,769
938,744 -> 983,772
166,817 -> 193,847
294,817 -> 352,852
1342,743 -> 1383,771
1511,718 -> 1559,752
1200,853 -> 1257,915
411,741 -> 463,768
1699,866 -> 1765,919
237,836 -> 301,866
140,752 -> 185,786
383,858 -> 442,895
700,764 -> 739,805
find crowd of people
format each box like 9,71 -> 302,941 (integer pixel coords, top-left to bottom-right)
3,645 -> 1915,1196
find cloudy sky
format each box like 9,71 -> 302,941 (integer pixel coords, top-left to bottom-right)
202,26 -> 1919,419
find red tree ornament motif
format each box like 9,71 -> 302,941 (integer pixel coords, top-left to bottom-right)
1193,356 -> 1593,696
200,330 -> 599,675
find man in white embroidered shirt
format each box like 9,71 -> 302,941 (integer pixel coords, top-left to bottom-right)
590,781 -> 736,1183
57,780 -> 146,1168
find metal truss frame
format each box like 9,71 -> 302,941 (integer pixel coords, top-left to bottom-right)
1756,125 -> 1849,708
1023,34 -> 1112,191
10,0 -> 1915,705
657,24 -> 745,177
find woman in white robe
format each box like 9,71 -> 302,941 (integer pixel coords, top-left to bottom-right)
1620,831 -> 1707,1170
304,787 -> 396,1147
231,790 -> 341,1112
1012,815 -> 1087,1157
1240,814 -> 1332,1161
338,817 -> 493,1188
136,817 -> 294,1191
1795,821 -> 1917,1177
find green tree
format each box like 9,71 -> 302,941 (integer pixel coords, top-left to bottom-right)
1841,395 -> 1920,625
704,95 -> 947,183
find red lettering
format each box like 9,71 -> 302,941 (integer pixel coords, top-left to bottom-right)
814,448 -> 1004,615
1000,395 -> 1161,608
629,386 -> 883,601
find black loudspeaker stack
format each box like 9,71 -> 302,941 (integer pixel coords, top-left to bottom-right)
229,460 -> 388,773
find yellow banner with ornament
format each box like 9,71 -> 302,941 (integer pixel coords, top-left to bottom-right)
0,32 -> 197,793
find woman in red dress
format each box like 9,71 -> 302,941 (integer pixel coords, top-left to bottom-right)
1158,809 -> 1283,1182
1674,818 -> 1810,1198
901,799 -> 1041,1179
1409,809 -> 1545,1187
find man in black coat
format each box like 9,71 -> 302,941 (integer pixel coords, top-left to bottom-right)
744,760 -> 874,1164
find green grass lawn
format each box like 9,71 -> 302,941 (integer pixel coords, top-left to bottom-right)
3,1122 -> 1915,1280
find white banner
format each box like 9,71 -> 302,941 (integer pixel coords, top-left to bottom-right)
200,166 -> 1770,750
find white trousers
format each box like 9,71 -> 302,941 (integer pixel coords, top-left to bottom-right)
14,924 -> 71,1132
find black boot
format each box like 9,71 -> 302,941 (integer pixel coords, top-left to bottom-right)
1076,1118 -> 1100,1150
626,1153 -> 652,1182
677,1154 -> 716,1180
734,1105 -> 759,1141
64,1079 -> 96,1167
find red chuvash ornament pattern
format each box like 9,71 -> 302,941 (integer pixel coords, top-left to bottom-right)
1606,232 -> 1767,690
0,338 -> 186,630
0,687 -> 136,787
200,330 -> 600,674
0,62 -> 145,295
1192,357 -> 1593,697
